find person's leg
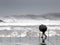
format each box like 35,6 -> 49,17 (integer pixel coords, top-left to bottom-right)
44,33 -> 47,39
41,32 -> 44,38
41,32 -> 47,39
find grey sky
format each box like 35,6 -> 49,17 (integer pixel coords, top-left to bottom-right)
0,0 -> 60,16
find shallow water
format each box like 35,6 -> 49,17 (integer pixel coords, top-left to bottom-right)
0,36 -> 60,45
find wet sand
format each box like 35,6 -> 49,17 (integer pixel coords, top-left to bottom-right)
0,37 -> 60,45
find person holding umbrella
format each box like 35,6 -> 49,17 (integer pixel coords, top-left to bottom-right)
39,24 -> 47,45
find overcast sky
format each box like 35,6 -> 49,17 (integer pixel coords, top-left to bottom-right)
0,0 -> 60,16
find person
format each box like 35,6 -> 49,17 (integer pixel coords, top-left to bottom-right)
39,24 -> 47,40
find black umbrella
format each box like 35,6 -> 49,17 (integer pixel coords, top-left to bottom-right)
39,24 -> 47,34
